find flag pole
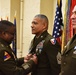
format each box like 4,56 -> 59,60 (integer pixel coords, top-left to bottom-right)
12,11 -> 17,56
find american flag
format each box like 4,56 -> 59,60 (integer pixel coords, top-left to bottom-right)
52,0 -> 63,45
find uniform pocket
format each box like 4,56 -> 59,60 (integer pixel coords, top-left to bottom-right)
69,54 -> 76,72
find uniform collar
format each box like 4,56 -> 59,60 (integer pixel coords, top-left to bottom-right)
35,30 -> 48,39
0,38 -> 9,46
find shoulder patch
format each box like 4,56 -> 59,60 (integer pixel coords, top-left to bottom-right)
4,51 -> 11,61
50,38 -> 56,45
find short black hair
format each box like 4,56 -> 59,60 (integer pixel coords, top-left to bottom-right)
0,20 -> 15,32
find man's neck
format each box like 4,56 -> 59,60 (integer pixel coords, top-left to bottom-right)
36,30 -> 47,38
73,29 -> 76,35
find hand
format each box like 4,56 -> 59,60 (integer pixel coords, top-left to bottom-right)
24,54 -> 32,62
30,54 -> 37,64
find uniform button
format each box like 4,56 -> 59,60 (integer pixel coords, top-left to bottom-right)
65,54 -> 68,56
62,71 -> 64,73
63,62 -> 66,65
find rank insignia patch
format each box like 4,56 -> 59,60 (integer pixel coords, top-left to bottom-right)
4,51 -> 11,61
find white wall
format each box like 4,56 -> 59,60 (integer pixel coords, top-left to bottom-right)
0,0 -> 10,20
22,0 -> 40,56
62,0 -> 67,20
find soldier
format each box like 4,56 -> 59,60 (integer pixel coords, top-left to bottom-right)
0,20 -> 37,75
61,5 -> 76,75
26,14 -> 61,75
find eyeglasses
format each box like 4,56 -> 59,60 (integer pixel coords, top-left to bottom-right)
5,31 -> 15,36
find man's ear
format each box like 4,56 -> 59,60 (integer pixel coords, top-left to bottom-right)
0,32 -> 5,38
43,23 -> 47,29
1,31 -> 6,36
2,31 -> 5,35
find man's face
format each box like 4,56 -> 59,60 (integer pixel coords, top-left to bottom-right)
71,11 -> 76,29
2,26 -> 16,44
31,17 -> 45,36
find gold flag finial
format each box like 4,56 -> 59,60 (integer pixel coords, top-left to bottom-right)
57,0 -> 60,6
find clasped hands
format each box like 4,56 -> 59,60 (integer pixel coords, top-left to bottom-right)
24,54 -> 37,64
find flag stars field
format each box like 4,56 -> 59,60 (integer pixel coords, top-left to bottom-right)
52,0 -> 63,45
